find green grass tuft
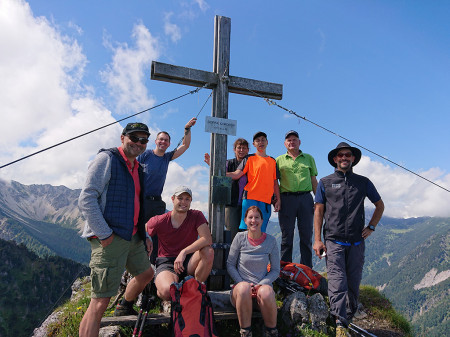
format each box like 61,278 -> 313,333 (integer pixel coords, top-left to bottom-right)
359,285 -> 413,336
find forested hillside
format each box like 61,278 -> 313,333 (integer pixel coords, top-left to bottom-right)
0,238 -> 89,337
267,215 -> 450,336
0,179 -> 90,264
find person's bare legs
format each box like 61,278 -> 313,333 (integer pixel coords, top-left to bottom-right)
79,297 -> 110,337
256,285 -> 277,328
123,267 -> 154,301
231,282 -> 253,328
155,270 -> 178,300
187,246 -> 214,282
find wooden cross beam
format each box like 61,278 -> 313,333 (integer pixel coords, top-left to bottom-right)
150,15 -> 282,288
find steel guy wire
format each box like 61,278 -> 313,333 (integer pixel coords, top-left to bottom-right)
173,89 -> 213,150
1,84 -> 209,170
245,87 -> 450,193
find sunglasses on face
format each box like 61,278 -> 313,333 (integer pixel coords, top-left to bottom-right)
127,134 -> 149,144
336,152 -> 353,158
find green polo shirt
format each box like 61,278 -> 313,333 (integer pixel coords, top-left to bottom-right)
276,152 -> 318,193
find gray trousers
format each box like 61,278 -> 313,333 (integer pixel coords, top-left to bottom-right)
325,240 -> 365,327
278,193 -> 314,267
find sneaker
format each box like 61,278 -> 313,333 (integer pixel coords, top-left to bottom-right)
113,304 -> 138,316
263,327 -> 278,337
336,325 -> 349,337
240,328 -> 252,337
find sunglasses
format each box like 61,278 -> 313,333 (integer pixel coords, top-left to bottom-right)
127,134 -> 149,144
336,152 -> 353,158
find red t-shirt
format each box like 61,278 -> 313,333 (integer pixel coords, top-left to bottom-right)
118,146 -> 140,236
146,210 -> 207,258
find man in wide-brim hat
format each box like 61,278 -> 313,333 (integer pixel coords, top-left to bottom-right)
327,142 -> 362,168
313,142 -> 384,336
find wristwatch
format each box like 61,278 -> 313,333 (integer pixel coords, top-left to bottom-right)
368,225 -> 376,231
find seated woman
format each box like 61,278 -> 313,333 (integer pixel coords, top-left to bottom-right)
226,206 -> 280,337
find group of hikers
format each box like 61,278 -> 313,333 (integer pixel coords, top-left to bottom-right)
78,118 -> 384,337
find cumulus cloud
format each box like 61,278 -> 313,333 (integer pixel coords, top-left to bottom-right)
0,0 -> 116,187
355,156 -> 450,218
101,22 -> 159,115
0,0 -> 160,189
164,12 -> 182,43
162,162 -> 209,214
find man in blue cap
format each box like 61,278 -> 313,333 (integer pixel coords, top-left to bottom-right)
313,142 -> 384,336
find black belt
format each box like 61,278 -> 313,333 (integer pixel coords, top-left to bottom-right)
281,191 -> 310,196
145,195 -> 162,201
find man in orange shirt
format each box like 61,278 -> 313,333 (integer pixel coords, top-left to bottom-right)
227,132 -> 280,232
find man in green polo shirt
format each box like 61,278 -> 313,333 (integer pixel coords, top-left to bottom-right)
276,130 -> 318,267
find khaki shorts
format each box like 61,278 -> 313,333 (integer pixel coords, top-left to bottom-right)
89,234 -> 151,298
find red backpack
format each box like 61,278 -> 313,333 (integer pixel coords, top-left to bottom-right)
279,261 -> 327,295
169,276 -> 218,337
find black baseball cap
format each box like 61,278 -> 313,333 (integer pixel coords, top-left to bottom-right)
253,131 -> 267,141
122,122 -> 150,136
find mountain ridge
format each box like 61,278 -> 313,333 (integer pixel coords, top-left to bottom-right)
0,179 -> 448,335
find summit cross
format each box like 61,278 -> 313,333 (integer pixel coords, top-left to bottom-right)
151,15 -> 283,287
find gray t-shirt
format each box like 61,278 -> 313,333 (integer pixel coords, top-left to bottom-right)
226,231 -> 280,285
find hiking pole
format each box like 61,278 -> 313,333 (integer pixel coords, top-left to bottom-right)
137,294 -> 155,337
132,292 -> 148,337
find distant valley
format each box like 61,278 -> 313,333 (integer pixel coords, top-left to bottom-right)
0,180 -> 448,336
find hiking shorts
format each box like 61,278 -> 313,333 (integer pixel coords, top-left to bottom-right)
155,254 -> 193,281
88,234 -> 151,298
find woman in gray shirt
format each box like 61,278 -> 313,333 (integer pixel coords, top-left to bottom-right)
227,206 -> 280,337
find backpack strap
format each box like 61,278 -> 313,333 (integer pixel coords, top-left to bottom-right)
293,265 -> 313,288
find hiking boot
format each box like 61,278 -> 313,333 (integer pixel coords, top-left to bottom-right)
113,304 -> 138,316
263,327 -> 278,337
336,325 -> 349,337
240,328 -> 252,337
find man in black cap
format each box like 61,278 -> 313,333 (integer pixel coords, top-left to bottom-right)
79,122 -> 155,336
276,130 -> 318,267
227,131 -> 280,233
313,142 -> 384,336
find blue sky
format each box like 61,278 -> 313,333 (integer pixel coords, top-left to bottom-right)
1,0 -> 449,217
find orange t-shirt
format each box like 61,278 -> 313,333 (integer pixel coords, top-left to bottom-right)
240,155 -> 277,204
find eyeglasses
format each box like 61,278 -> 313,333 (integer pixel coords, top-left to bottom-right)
127,134 -> 149,144
336,152 -> 353,158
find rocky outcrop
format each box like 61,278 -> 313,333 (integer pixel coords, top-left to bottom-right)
280,292 -> 329,334
414,268 -> 450,290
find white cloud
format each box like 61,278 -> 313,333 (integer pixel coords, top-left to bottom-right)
162,162 -> 209,214
101,22 -> 159,115
0,0 -> 86,152
193,0 -> 209,12
355,156 -> 450,218
164,12 -> 182,43
0,0 -> 159,189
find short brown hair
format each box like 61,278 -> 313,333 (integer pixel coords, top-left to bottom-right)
156,131 -> 171,141
233,138 -> 249,149
244,206 -> 263,220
